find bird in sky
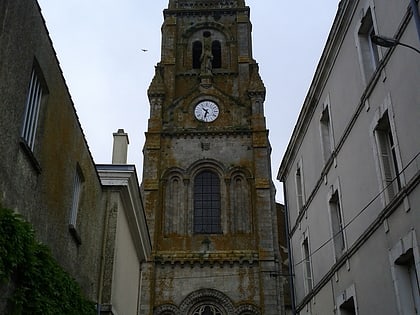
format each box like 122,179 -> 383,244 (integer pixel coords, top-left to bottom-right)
141,49 -> 148,52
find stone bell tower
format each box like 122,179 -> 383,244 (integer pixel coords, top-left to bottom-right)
140,1 -> 284,314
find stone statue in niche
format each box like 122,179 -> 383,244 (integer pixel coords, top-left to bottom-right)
200,31 -> 213,75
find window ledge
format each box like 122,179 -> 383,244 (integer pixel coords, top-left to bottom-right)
69,224 -> 82,245
19,139 -> 42,174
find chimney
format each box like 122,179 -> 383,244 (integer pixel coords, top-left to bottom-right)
112,129 -> 129,164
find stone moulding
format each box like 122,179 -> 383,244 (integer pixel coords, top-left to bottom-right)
153,288 -> 261,314
154,250 -> 259,267
161,130 -> 253,139
179,288 -> 236,314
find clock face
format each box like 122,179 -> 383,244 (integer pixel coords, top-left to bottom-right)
194,100 -> 219,122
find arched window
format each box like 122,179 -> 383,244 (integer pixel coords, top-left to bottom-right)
193,41 -> 202,69
194,171 -> 221,234
211,40 -> 221,68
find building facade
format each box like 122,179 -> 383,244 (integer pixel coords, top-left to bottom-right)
0,1 -> 151,314
278,1 -> 420,314
140,1 -> 284,314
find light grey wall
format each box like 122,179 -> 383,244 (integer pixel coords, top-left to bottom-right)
279,0 -> 420,313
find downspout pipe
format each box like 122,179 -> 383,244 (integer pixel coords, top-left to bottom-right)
411,0 -> 420,43
283,185 -> 297,315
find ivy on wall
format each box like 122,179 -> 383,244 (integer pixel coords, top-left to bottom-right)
0,206 -> 96,315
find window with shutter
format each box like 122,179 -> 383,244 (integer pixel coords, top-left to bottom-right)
329,190 -> 346,259
375,112 -> 401,201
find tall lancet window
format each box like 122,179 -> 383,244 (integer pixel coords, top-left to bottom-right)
194,171 -> 221,234
193,41 -> 202,69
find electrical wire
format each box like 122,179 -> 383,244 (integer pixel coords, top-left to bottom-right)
292,150 -> 420,269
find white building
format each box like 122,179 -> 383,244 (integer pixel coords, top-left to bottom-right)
278,0 -> 420,314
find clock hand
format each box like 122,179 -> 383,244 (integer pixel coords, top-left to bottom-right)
203,108 -> 209,117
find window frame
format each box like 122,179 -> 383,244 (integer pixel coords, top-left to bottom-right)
370,96 -> 405,206
193,171 -> 222,234
389,230 -> 420,315
375,114 -> 401,199
336,285 -> 359,315
295,158 -> 306,213
21,64 -> 48,151
355,5 -> 381,84
328,185 -> 346,261
301,231 -> 313,294
319,98 -> 334,163
69,165 -> 84,244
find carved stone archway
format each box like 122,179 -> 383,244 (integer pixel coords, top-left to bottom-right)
179,289 -> 235,315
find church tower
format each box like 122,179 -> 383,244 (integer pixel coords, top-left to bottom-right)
141,1 -> 283,314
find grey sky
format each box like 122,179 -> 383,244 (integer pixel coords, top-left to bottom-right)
37,0 -> 339,202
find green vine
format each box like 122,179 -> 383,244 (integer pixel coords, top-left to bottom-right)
0,206 -> 96,315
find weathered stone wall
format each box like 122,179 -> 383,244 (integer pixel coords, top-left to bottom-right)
0,0 -> 105,302
142,1 -> 284,314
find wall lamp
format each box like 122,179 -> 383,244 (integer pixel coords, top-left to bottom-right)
371,34 -> 420,55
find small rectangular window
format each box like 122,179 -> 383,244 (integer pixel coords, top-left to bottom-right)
357,8 -> 380,81
375,112 -> 401,201
329,190 -> 346,259
21,67 -> 46,151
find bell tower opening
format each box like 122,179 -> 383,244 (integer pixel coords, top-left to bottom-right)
211,40 -> 222,69
193,41 -> 202,69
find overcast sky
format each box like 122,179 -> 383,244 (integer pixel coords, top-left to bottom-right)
37,0 -> 339,202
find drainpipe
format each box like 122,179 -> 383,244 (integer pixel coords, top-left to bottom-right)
283,185 -> 297,315
411,0 -> 420,42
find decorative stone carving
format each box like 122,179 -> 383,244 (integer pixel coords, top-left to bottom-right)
179,289 -> 235,314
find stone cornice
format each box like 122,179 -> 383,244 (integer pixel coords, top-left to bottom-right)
176,70 -> 237,77
166,1 -> 248,13
159,129 -> 253,139
154,250 -> 259,267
